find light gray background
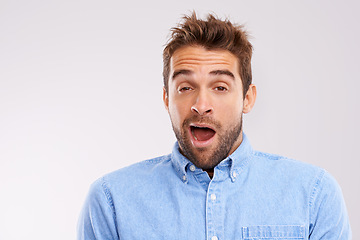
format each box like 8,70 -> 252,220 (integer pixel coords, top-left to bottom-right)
0,0 -> 359,239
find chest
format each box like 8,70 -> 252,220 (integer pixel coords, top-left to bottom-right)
113,177 -> 310,240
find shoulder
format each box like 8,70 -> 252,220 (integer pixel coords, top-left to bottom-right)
252,150 -> 324,177
249,150 -> 334,195
108,154 -> 171,177
250,150 -> 346,206
91,154 -> 173,191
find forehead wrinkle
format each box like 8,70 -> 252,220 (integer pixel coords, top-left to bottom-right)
172,46 -> 237,63
172,55 -> 234,66
171,60 -> 235,75
170,46 -> 240,81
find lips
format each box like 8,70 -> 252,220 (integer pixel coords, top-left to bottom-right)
189,123 -> 216,148
190,126 -> 216,141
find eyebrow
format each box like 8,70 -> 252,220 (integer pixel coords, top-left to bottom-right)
172,69 -> 193,80
171,69 -> 235,80
209,70 -> 235,80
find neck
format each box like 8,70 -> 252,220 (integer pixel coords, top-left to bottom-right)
205,168 -> 214,179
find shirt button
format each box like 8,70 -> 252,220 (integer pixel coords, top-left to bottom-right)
232,172 -> 237,178
211,236 -> 218,240
210,193 -> 216,201
182,175 -> 187,181
189,165 -> 196,172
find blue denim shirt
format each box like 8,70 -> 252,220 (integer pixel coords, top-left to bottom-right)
77,134 -> 351,239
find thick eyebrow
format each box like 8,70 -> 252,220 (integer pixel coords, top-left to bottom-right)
172,69 -> 193,80
171,69 -> 235,80
209,70 -> 235,80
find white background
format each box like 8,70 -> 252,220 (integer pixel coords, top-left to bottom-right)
0,0 -> 359,239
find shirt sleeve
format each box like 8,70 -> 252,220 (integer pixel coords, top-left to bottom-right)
309,170 -> 352,239
77,177 -> 119,240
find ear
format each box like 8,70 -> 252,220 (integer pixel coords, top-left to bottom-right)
243,84 -> 257,114
163,87 -> 169,112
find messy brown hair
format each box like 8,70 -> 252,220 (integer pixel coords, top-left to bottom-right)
163,12 -> 253,97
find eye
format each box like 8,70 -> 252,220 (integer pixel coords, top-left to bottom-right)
214,86 -> 228,91
178,86 -> 192,92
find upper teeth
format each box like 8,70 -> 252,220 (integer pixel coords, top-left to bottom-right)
191,127 -> 198,141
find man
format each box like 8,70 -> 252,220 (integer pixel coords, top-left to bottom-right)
78,13 -> 351,239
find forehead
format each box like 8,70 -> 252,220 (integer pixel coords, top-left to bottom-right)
170,46 -> 239,73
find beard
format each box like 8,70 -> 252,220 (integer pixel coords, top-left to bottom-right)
172,115 -> 242,170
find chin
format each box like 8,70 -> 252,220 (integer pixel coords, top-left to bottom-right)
191,150 -> 224,169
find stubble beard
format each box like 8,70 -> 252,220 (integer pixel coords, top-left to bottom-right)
172,115 -> 243,170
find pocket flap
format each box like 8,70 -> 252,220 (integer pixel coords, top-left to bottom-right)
242,225 -> 305,239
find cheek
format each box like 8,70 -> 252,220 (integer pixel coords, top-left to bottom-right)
168,99 -> 187,126
216,96 -> 243,119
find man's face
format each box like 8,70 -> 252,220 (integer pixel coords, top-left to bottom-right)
163,46 -> 255,170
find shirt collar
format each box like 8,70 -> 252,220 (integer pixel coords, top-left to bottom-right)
171,133 -> 253,183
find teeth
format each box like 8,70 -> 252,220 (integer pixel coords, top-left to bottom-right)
191,127 -> 198,140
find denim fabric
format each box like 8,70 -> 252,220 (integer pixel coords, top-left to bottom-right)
77,134 -> 351,239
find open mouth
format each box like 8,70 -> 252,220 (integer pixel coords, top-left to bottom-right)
190,125 -> 216,142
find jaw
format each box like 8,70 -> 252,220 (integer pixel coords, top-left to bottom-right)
185,126 -> 221,169
174,115 -> 243,170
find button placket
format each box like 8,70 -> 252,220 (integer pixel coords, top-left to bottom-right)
206,179 -> 223,240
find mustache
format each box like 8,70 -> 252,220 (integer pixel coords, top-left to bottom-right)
182,115 -> 221,129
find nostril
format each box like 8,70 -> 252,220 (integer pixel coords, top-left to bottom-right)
191,106 -> 212,115
191,106 -> 199,114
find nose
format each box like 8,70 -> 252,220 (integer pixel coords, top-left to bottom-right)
191,90 -> 213,116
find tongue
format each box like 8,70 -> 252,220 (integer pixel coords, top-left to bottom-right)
192,127 -> 215,141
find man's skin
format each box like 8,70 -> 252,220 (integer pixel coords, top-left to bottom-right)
163,45 -> 257,177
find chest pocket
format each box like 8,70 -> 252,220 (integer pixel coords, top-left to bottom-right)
242,225 -> 305,239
